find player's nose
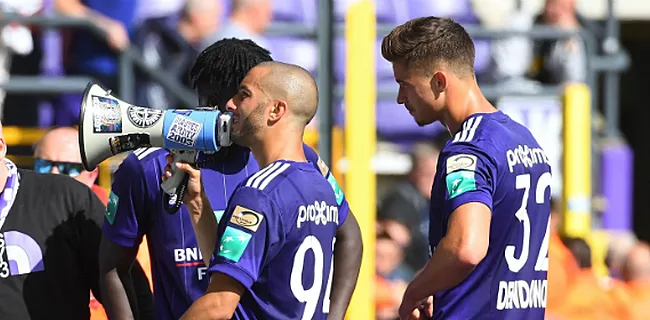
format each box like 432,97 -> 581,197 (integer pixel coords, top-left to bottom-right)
225,99 -> 237,113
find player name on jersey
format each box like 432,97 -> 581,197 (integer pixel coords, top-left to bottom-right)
506,144 -> 550,173
496,279 -> 547,311
297,201 -> 339,229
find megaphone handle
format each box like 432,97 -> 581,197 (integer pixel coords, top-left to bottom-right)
163,174 -> 189,214
161,150 -> 197,196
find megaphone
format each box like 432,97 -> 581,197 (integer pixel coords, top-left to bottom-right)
79,81 -> 233,197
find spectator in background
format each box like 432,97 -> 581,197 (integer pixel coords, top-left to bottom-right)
621,242 -> 650,320
200,0 -> 273,51
32,126 -> 154,320
547,197 -> 580,312
54,0 -> 133,126
33,127 -> 108,203
550,237 -> 630,320
375,230 -> 413,320
527,0 -> 590,84
0,121 -> 104,318
377,142 -> 439,272
178,0 -> 223,49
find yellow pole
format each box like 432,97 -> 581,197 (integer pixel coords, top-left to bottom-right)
344,1 -> 376,319
561,83 -> 592,238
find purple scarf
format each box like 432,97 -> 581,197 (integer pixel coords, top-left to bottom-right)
0,159 -> 20,231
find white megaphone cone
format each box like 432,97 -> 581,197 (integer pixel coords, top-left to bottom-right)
79,81 -> 233,197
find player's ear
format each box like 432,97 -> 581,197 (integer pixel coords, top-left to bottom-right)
268,100 -> 287,123
0,137 -> 7,159
429,71 -> 447,97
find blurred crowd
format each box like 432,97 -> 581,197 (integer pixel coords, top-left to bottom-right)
0,0 -> 642,319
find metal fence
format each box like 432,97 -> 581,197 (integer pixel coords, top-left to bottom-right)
0,8 -> 630,182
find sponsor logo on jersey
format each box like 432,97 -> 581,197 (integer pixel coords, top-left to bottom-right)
105,191 -> 119,225
229,206 -> 263,232
297,201 -> 339,229
173,246 -> 208,281
0,231 -> 44,278
446,170 -> 477,199
446,154 -> 477,173
218,226 -> 252,263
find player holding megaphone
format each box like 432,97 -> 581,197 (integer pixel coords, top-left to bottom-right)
91,38 -> 361,320
79,81 -> 235,212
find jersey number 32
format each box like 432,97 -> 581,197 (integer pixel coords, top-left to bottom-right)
505,173 -> 552,273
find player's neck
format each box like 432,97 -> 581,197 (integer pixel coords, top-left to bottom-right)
443,85 -> 496,135
250,134 -> 306,169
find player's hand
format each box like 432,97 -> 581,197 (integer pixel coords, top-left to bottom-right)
399,296 -> 433,320
162,153 -> 202,209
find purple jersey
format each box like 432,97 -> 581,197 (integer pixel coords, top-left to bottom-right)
102,144 -> 348,319
208,160 -> 346,320
429,112 -> 551,320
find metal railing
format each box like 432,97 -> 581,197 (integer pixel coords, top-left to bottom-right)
0,13 -> 196,106
0,10 -> 630,168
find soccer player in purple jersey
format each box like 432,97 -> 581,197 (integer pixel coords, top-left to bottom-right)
381,17 -> 552,320
167,61 -> 357,320
99,39 -> 361,320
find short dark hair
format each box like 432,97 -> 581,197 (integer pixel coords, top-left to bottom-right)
189,38 -> 273,107
381,16 -> 475,76
564,237 -> 592,269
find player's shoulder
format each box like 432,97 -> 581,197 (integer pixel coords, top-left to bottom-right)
239,160 -> 319,195
119,147 -> 167,175
444,111 -> 533,155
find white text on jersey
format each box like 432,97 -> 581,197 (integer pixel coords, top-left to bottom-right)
496,279 -> 547,310
506,145 -> 550,173
297,201 -> 339,229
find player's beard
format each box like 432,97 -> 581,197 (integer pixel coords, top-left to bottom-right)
232,102 -> 266,147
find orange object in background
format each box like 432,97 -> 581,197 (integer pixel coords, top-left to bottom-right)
547,231 -> 580,310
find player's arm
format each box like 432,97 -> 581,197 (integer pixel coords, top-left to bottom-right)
301,144 -> 364,319
99,154 -> 155,320
181,187 -> 282,320
401,149 -> 496,310
329,209 -> 362,320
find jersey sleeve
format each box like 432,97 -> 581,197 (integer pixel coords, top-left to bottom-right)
302,143 -> 349,224
440,144 -> 498,218
101,153 -> 157,248
207,186 -> 284,289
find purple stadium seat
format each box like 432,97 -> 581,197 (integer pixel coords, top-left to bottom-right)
600,140 -> 634,231
273,0 -> 308,23
406,0 -> 478,24
267,37 -> 318,74
334,98 -> 446,142
333,37 -> 394,81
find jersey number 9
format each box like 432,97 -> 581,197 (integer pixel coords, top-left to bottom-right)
290,236 -> 336,320
505,173 -> 552,273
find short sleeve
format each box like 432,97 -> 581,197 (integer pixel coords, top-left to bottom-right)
207,186 -> 284,289
302,143 -> 349,224
101,153 -> 156,247
440,145 -> 497,217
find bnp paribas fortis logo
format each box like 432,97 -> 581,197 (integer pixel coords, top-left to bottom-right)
0,231 -> 44,278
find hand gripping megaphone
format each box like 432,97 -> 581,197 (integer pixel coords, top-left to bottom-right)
79,81 -> 233,204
